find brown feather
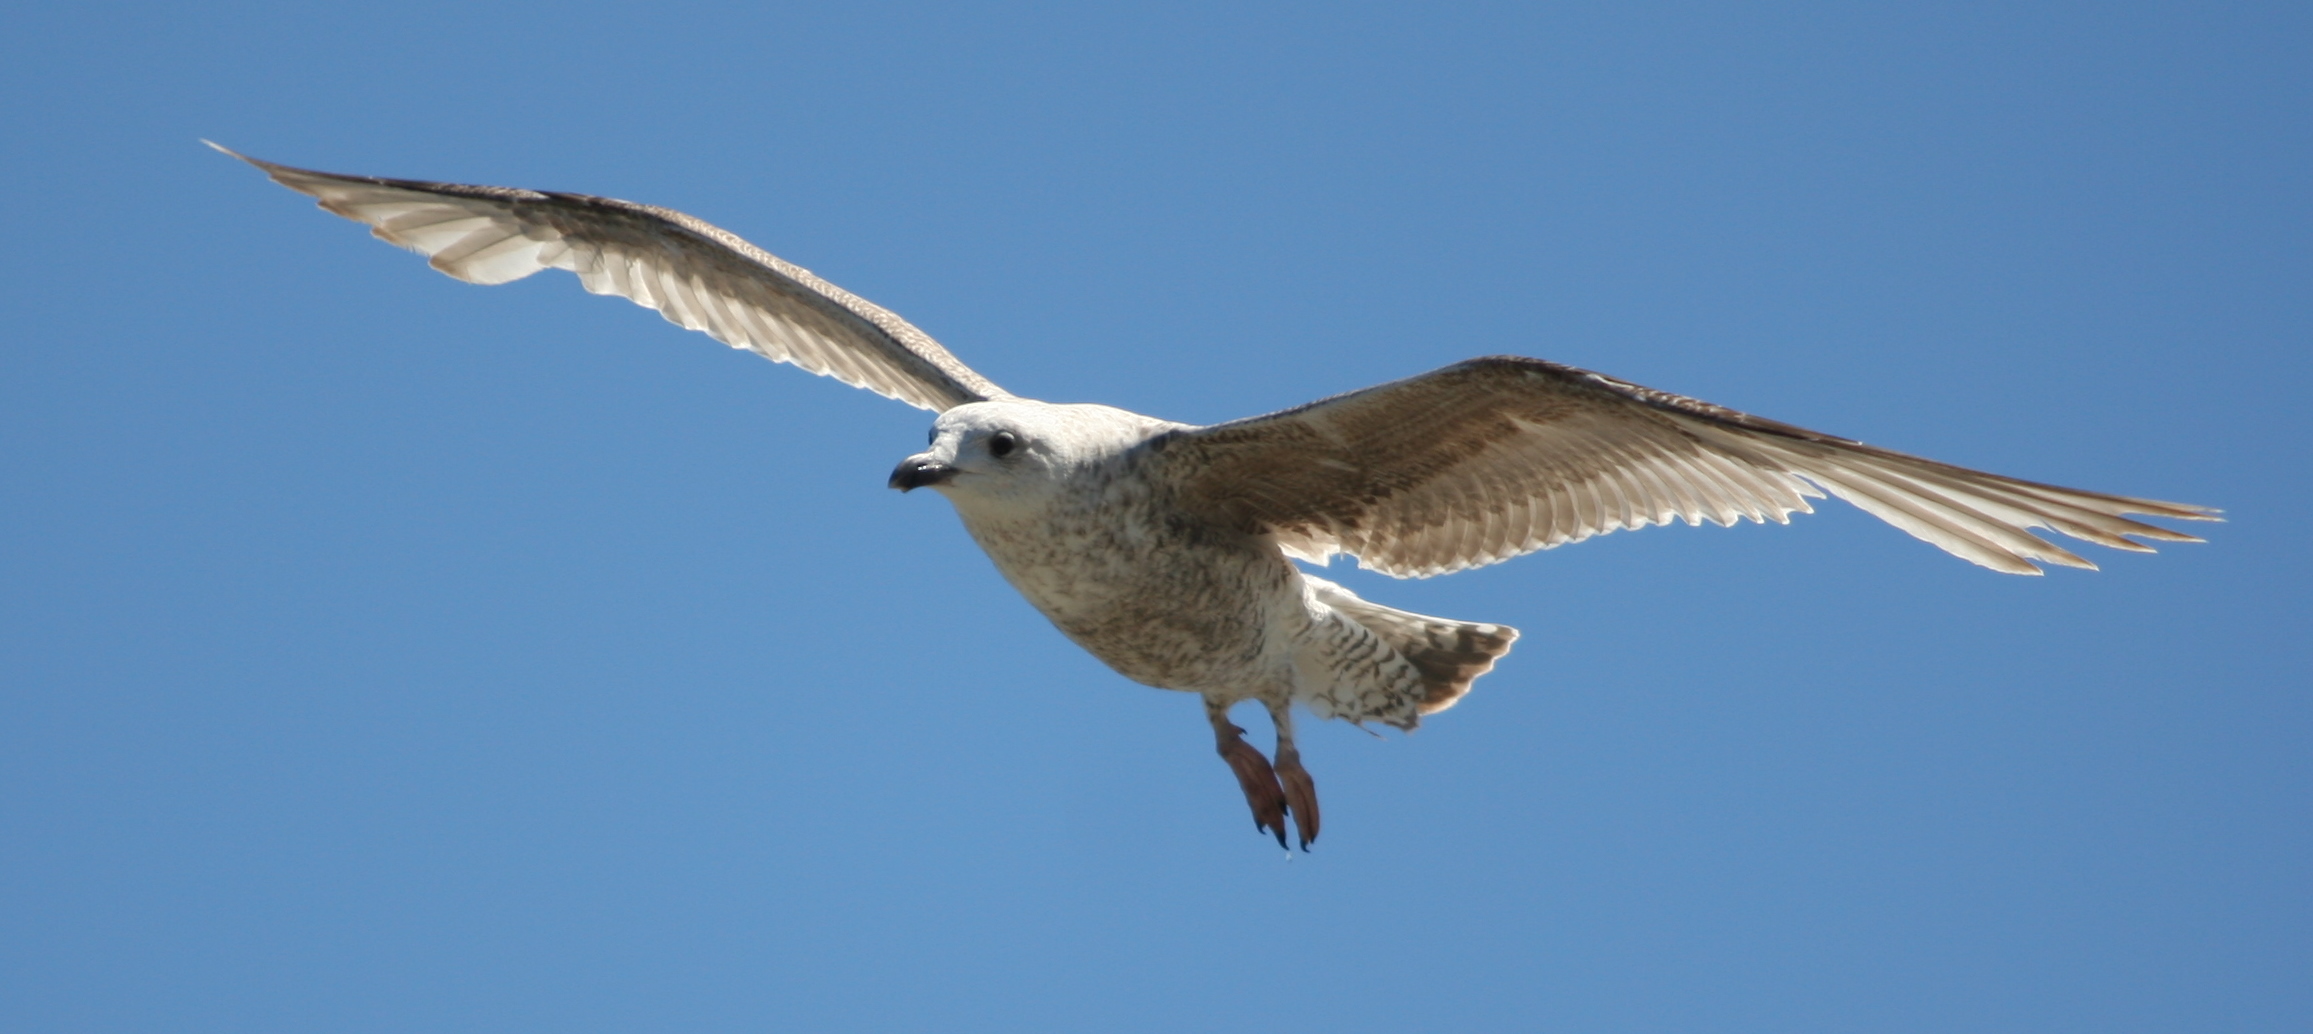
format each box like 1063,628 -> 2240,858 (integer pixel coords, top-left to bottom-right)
1157,356 -> 2218,577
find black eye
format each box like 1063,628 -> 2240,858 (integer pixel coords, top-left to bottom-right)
988,431 -> 1019,458
928,425 -> 939,445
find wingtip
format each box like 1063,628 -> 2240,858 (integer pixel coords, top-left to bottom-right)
202,139 -> 270,169
2133,498 -> 2225,522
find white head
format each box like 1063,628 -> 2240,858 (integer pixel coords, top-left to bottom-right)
888,399 -> 1177,512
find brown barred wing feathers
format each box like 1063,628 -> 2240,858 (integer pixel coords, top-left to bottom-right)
213,144 -> 1005,412
1157,356 -> 2217,578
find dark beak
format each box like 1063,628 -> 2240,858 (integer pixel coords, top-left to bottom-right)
888,457 -> 957,492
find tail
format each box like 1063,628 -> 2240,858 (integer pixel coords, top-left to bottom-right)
1304,578 -> 1518,718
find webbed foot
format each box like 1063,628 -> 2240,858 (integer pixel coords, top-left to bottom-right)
1273,746 -> 1320,850
1216,725 -> 1289,848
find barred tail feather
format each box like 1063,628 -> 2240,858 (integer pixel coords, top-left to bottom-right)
1304,578 -> 1518,719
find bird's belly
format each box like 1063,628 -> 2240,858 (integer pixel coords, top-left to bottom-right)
1048,588 -> 1270,692
966,516 -> 1294,694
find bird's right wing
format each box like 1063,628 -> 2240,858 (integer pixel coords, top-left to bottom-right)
1154,356 -> 2218,577
215,144 -> 1007,412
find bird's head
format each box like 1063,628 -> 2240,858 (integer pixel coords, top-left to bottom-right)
888,399 -> 1174,510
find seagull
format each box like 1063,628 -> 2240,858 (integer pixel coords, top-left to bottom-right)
214,144 -> 2219,851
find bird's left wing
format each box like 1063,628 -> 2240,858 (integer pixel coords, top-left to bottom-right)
213,144 -> 1006,411
1152,356 -> 2218,577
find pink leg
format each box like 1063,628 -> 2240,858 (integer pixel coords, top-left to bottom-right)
1206,696 -> 1288,848
1266,700 -> 1320,851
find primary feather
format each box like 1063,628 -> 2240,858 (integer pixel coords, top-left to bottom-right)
209,142 -> 1004,411
1157,357 -> 2217,577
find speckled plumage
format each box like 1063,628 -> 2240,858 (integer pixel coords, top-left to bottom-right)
918,401 -> 1511,732
222,146 -> 2217,850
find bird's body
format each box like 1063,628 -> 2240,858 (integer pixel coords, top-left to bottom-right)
937,403 -> 1279,697
924,400 -> 1504,732
217,144 -> 2218,850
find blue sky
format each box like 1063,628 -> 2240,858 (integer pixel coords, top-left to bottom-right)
3,2 -> 2306,1031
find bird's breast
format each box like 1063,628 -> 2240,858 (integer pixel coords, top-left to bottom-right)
953,488 -> 1292,693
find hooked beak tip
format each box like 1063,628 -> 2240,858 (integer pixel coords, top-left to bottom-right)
888,458 -> 957,492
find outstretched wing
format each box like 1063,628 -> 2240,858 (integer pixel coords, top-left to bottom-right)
1155,356 -> 2219,577
214,143 -> 1007,412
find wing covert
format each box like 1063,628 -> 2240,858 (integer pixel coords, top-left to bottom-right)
1155,356 -> 2219,577
214,143 -> 1006,411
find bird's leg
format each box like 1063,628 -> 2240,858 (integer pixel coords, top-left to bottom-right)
1266,699 -> 1320,851
1207,695 -> 1288,848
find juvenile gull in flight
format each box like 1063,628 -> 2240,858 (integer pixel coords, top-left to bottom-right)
215,144 -> 2219,850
